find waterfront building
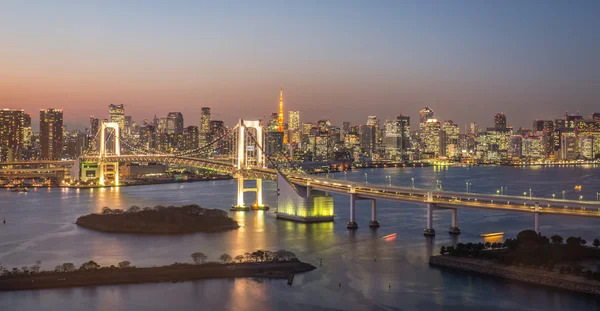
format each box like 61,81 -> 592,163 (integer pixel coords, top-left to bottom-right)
0,108 -> 25,161
361,124 -> 376,157
40,108 -> 63,160
560,132 -> 577,160
508,135 -> 523,159
420,119 -> 441,158
383,119 -> 402,160
522,135 -> 544,159
443,120 -> 460,157
579,135 -> 595,159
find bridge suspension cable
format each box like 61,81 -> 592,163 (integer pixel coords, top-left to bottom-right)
241,122 -> 305,176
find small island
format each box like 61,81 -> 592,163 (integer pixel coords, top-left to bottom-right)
0,249 -> 315,291
76,204 -> 239,234
430,230 -> 600,295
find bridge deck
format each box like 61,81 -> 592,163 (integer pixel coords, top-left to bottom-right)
287,174 -> 600,218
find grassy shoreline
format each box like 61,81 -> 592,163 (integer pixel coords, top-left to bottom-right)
0,261 -> 315,291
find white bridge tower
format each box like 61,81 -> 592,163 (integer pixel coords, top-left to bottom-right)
98,121 -> 120,186
231,119 -> 268,211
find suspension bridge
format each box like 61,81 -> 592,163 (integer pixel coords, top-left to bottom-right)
5,119 -> 600,236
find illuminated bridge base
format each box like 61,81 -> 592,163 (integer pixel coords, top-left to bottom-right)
277,173 -> 335,223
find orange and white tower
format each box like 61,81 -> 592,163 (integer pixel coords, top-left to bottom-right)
278,86 -> 288,143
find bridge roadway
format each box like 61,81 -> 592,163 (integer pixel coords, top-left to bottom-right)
79,155 -> 278,180
285,174 -> 600,218
6,156 -> 600,218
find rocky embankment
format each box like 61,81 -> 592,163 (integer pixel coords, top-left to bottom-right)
429,255 -> 600,295
76,204 -> 239,234
0,262 -> 316,291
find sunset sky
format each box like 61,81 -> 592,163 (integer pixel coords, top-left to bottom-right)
1,1 -> 599,130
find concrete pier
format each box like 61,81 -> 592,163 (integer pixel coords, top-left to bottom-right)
449,208 -> 461,234
347,193 -> 358,229
369,199 -> 380,228
424,202 -> 435,236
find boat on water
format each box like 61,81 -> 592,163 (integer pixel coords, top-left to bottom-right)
480,232 -> 504,237
11,187 -> 28,192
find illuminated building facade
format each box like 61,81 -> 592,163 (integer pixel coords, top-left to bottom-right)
419,107 -> 434,127
166,112 -> 184,135
0,108 -> 25,161
494,113 -> 507,129
420,119 -> 441,157
40,108 -> 63,160
109,104 -> 125,130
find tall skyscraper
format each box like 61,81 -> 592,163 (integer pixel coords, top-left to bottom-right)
397,115 -> 411,154
419,107 -> 434,126
109,104 -> 125,130
166,112 -> 184,134
22,113 -> 32,149
288,111 -> 300,144
0,109 -> 25,161
288,111 -> 300,130
494,113 -> 507,129
40,108 -> 63,160
420,119 -> 441,157
89,116 -> 100,138
210,120 -> 227,153
184,125 -> 199,150
200,107 -> 211,145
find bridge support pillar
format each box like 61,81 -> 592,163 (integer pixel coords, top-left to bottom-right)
251,178 -> 269,210
99,163 -> 104,185
347,193 -> 358,229
98,162 -> 119,186
231,176 -> 249,211
534,202 -> 540,234
369,199 -> 379,228
449,208 -> 461,234
424,203 -> 435,236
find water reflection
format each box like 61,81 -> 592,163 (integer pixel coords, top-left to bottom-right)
2,166 -> 600,310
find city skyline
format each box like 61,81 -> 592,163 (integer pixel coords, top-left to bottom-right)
2,1 -> 600,129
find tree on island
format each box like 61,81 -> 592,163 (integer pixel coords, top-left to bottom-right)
234,255 -> 244,263
566,237 -> 581,246
127,206 -> 141,213
593,239 -> 600,248
219,254 -> 232,264
191,252 -> 207,265
61,263 -> 76,272
550,235 -> 563,244
30,260 -> 42,273
252,250 -> 265,262
118,261 -> 131,268
440,246 -> 447,255
79,261 -> 101,271
101,207 -> 112,215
